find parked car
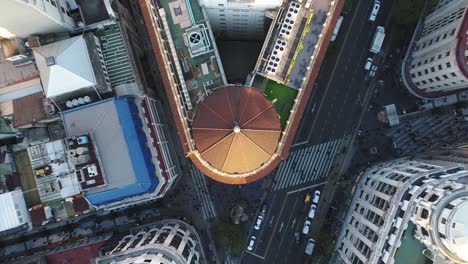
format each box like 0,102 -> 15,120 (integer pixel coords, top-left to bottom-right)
260,203 -> 267,216
312,190 -> 321,204
364,57 -> 373,70
302,220 -> 311,234
247,236 -> 256,251
369,65 -> 378,77
304,193 -> 311,203
305,238 -> 316,255
368,1 -> 381,22
308,204 -> 317,219
254,215 -> 264,230
294,232 -> 300,245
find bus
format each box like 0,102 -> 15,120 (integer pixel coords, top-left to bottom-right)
331,16 -> 344,42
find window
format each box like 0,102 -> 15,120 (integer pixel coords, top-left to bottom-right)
431,67 -> 435,72
435,76 -> 441,81
50,0 -> 57,7
424,69 -> 429,74
418,72 -> 422,76
443,74 -> 448,79
411,73 -> 416,78
446,51 -> 450,56
451,72 -> 457,77
446,62 -> 451,68
438,54 -> 442,59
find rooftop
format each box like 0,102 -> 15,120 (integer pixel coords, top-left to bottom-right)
77,0 -> 111,26
62,97 -> 159,206
33,35 -> 97,98
12,92 -> 45,127
159,0 -> 226,110
191,86 -> 281,176
98,24 -> 135,87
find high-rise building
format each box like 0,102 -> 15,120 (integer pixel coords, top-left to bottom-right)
137,0 -> 345,184
401,0 -> 468,98
335,147 -> 468,264
198,0 -> 282,40
0,0 -> 76,39
94,219 -> 206,264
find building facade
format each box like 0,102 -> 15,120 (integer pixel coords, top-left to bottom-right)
198,0 -> 282,40
335,147 -> 468,264
0,0 -> 75,39
94,219 -> 206,264
402,0 -> 468,98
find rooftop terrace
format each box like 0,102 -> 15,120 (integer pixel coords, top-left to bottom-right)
158,0 -> 226,112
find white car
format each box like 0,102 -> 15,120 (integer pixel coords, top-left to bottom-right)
254,215 -> 264,230
369,65 -> 378,77
247,236 -> 256,251
312,190 -> 321,204
308,204 -> 317,219
364,57 -> 373,70
369,1 -> 381,22
302,220 -> 311,235
305,238 -> 316,255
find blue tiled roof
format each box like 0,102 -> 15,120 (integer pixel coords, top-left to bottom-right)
68,97 -> 159,206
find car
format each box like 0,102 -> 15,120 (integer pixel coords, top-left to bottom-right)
368,1 -> 381,22
305,238 -> 316,255
247,236 -> 256,251
305,193 -> 311,203
260,203 -> 267,216
302,220 -> 311,234
364,57 -> 373,70
369,65 -> 378,77
254,215 -> 264,230
312,190 -> 321,204
294,232 -> 300,245
308,204 -> 317,219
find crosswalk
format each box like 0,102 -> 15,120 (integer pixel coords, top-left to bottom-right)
273,138 -> 343,191
190,165 -> 217,220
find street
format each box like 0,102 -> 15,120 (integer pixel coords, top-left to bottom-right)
241,0 -> 398,263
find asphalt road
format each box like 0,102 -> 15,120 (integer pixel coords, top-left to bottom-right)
241,184 -> 325,264
294,0 -> 393,146
240,0 -> 395,263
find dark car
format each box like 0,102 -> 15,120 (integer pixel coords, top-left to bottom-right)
294,232 -> 300,245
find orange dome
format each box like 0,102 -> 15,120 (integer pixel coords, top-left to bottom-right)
191,86 -> 281,176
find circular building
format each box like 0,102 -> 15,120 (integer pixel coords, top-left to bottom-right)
94,219 -> 206,264
191,85 -> 281,184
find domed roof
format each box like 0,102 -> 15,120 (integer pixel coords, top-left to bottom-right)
445,198 -> 468,262
191,86 -> 281,175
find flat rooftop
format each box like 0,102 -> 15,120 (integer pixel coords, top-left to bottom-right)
62,97 -> 159,206
159,0 -> 225,110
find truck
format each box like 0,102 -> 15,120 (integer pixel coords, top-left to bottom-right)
369,26 -> 385,54
331,16 -> 344,42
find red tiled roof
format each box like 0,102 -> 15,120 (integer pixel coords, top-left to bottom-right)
46,240 -> 106,264
12,92 -> 45,127
29,205 -> 46,227
72,194 -> 90,213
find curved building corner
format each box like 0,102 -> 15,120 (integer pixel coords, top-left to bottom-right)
94,219 -> 207,264
401,0 -> 468,99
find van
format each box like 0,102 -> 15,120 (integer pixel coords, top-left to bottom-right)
305,238 -> 316,255
369,1 -> 381,22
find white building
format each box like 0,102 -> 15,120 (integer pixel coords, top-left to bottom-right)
94,219 -> 206,264
335,147 -> 468,264
0,0 -> 76,39
0,189 -> 31,235
402,0 -> 468,98
198,0 -> 282,40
